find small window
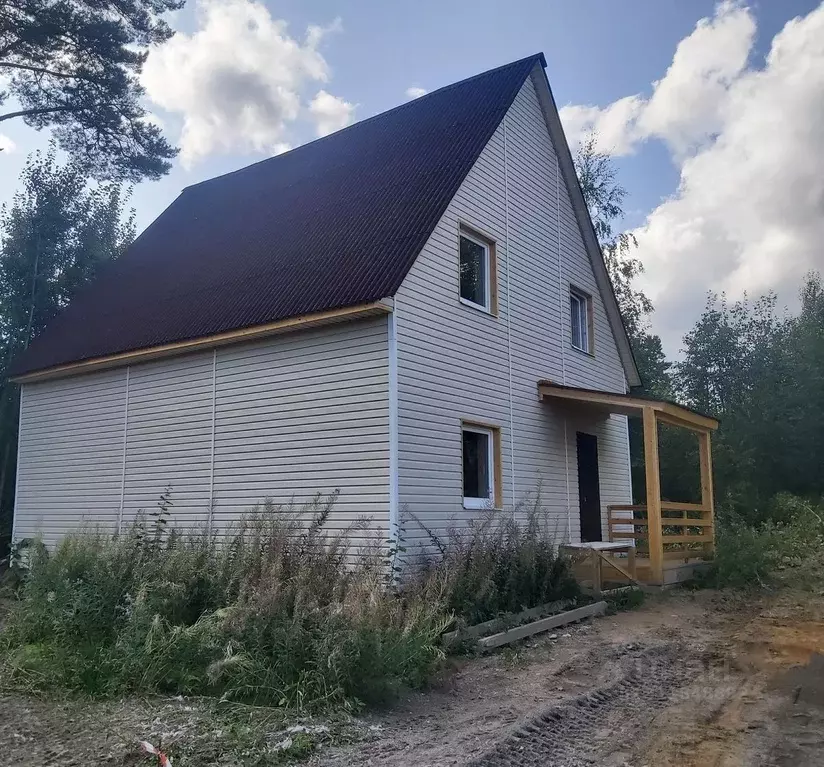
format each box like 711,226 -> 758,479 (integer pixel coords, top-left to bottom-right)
462,423 -> 500,509
570,288 -> 593,354
459,228 -> 495,312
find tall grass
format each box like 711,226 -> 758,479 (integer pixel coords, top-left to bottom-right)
1,497 -> 448,710
409,504 -> 581,625
1,495 -> 580,710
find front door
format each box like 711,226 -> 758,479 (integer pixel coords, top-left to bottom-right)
577,432 -> 602,542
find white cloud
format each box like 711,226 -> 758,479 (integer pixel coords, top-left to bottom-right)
0,134 -> 15,153
141,0 -> 349,166
560,96 -> 644,155
405,86 -> 428,99
559,1 -> 755,157
560,1 -> 824,354
308,90 -> 356,137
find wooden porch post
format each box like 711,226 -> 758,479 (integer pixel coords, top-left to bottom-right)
643,407 -> 664,585
698,430 -> 715,554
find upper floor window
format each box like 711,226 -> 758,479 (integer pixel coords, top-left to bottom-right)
570,288 -> 593,354
459,226 -> 497,313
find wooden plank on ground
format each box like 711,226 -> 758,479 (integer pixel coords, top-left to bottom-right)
478,601 -> 607,650
441,600 -> 569,643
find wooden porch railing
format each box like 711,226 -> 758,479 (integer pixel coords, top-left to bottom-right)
607,502 -> 714,582
537,383 -> 718,587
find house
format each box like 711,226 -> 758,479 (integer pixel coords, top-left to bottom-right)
10,54 -> 718,585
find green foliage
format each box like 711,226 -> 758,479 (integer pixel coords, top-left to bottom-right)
0,0 -> 181,181
410,504 -> 581,626
1,494 -> 583,710
0,148 -> 135,559
604,588 -> 645,614
0,146 -> 136,348
705,494 -> 824,591
0,497 -> 449,711
675,277 -> 824,518
574,134 -> 653,341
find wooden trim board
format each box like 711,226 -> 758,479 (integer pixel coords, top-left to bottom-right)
14,301 -> 393,383
442,599 -> 570,644
478,601 -> 607,650
537,382 -> 718,432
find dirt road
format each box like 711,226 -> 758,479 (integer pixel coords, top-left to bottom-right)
2,588 -> 824,766
319,589 -> 824,766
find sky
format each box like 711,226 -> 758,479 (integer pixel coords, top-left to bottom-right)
1,0 -> 823,356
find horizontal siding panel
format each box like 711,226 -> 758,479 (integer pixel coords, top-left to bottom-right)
15,317 -> 391,547
395,75 -> 631,551
213,318 -> 390,532
121,352 -> 213,527
14,369 -> 126,546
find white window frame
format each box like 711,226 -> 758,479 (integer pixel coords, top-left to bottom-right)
570,288 -> 592,354
462,424 -> 496,509
459,230 -> 492,313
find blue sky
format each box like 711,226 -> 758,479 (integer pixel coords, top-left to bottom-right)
2,0 -> 823,352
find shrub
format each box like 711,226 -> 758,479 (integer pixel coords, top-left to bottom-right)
408,503 -> 581,625
2,495 -> 583,708
709,494 -> 824,590
1,497 -> 449,710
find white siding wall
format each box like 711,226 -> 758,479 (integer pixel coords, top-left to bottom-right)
15,370 -> 127,543
14,317 -> 390,547
395,73 -> 631,545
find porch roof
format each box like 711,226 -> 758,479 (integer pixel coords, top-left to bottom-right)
537,381 -> 719,433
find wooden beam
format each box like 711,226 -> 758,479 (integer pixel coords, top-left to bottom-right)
537,383 -> 719,431
643,407 -> 664,586
477,601 -> 607,650
659,517 -> 713,528
13,300 -> 393,383
658,534 -> 713,544
698,430 -> 715,555
660,501 -> 708,513
655,409 -> 717,433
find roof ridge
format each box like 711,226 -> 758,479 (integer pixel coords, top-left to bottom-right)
183,53 -> 546,193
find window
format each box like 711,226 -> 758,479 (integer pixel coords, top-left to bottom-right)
462,423 -> 501,509
459,227 -> 496,312
570,288 -> 593,354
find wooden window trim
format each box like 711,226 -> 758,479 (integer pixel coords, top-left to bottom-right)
459,224 -> 498,316
570,286 -> 595,356
461,419 -> 503,509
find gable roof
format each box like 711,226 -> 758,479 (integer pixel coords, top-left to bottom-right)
13,54 -> 640,386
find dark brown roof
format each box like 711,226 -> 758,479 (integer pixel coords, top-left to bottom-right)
12,54 -> 546,377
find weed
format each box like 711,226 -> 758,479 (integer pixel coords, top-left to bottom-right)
407,502 -> 581,625
0,496 -> 449,711
1,494 -> 585,711
604,588 -> 645,614
702,494 -> 824,591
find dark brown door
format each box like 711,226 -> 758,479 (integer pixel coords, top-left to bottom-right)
577,432 -> 602,542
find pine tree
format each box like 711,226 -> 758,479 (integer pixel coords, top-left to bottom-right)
0,0 -> 182,180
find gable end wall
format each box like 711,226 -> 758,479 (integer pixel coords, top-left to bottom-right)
394,75 -> 632,544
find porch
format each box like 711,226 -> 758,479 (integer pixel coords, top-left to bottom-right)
538,381 -> 720,588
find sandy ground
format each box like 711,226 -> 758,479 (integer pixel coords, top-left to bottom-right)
2,588 -> 824,765
318,589 -> 824,766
